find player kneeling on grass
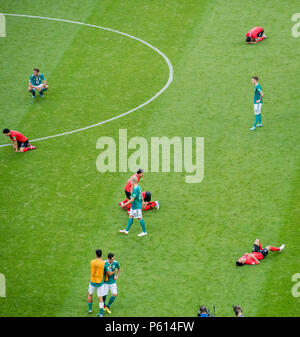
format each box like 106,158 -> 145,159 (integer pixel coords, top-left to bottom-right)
246,26 -> 267,44
236,239 -> 284,266
28,68 -> 48,98
120,191 -> 160,213
103,253 -> 121,314
119,176 -> 147,237
88,249 -> 116,317
3,128 -> 36,152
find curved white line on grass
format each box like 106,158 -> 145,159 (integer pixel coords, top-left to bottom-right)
0,13 -> 173,147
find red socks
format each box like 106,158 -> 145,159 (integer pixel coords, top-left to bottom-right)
144,202 -> 156,211
269,246 -> 280,252
258,241 -> 263,250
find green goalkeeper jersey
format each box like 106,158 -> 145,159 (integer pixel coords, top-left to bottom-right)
29,73 -> 45,86
131,184 -> 142,210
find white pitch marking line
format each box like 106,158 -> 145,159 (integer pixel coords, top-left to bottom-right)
0,13 -> 173,147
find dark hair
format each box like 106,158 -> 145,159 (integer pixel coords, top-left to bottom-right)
137,168 -> 144,174
234,305 -> 242,315
144,191 -> 151,202
236,261 -> 244,267
33,68 -> 39,72
96,249 -> 102,258
3,128 -> 10,134
252,76 -> 259,81
108,253 -> 114,259
246,36 -> 251,43
200,306 -> 207,313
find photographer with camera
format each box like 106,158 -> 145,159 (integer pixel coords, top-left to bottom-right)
198,305 -> 214,317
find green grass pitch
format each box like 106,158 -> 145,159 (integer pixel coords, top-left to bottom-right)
0,0 -> 299,317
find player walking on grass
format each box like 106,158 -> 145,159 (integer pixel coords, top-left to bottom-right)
124,168 -> 144,199
28,68 -> 49,98
103,253 -> 121,314
236,239 -> 284,266
249,76 -> 264,131
88,249 -> 115,317
3,128 -> 36,152
119,176 -> 147,237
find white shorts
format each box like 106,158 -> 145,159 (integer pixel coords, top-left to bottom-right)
129,208 -> 142,218
254,103 -> 262,115
105,283 -> 118,295
32,83 -> 44,89
88,283 -> 106,297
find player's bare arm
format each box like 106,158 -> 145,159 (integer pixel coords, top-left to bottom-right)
12,140 -> 19,152
249,254 -> 260,264
123,196 -> 135,207
106,269 -> 116,276
256,91 -> 264,103
114,267 -> 121,280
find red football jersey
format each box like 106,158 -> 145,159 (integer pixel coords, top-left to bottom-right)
246,26 -> 263,40
9,130 -> 28,143
242,252 -> 263,265
124,174 -> 141,192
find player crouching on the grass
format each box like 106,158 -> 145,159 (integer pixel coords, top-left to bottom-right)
119,191 -> 160,213
246,26 -> 267,44
3,128 -> 36,152
28,68 -> 48,98
119,176 -> 147,237
236,239 -> 284,266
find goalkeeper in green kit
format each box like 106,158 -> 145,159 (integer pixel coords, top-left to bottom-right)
119,176 -> 147,237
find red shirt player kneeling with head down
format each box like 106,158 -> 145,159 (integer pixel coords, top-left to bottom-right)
2,128 -> 36,152
246,26 -> 267,44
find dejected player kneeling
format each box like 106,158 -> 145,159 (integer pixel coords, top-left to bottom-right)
3,128 -> 36,152
119,191 -> 160,213
236,239 -> 284,266
246,26 -> 266,44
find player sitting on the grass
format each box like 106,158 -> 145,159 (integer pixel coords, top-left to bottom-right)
119,176 -> 147,237
103,253 -> 121,315
236,239 -> 284,266
119,191 -> 160,212
28,68 -> 48,98
124,168 -> 144,199
246,26 -> 266,44
3,128 -> 36,152
88,249 -> 115,317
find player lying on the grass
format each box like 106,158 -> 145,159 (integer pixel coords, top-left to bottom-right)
28,68 -> 49,98
88,249 -> 116,317
246,26 -> 267,44
119,190 -> 160,212
249,76 -> 264,131
119,176 -> 147,237
236,239 -> 284,266
124,168 -> 144,199
3,128 -> 36,152
103,253 -> 121,315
